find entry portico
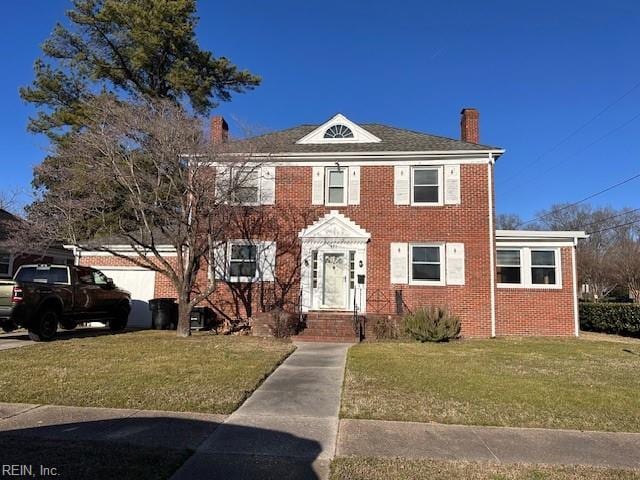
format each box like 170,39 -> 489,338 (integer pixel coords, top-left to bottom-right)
298,210 -> 369,313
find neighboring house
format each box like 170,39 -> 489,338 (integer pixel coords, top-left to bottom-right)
0,209 -> 74,279
74,110 -> 586,338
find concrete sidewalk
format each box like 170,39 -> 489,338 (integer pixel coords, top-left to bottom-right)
337,418 -> 640,469
171,342 -> 351,480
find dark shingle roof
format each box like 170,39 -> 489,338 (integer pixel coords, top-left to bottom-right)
225,123 -> 501,154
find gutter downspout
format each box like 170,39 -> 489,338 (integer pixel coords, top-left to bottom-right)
488,155 -> 496,337
572,237 -> 580,337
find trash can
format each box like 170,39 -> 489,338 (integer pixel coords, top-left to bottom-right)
149,298 -> 178,330
190,306 -> 215,330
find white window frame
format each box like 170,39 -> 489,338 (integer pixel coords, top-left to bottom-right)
230,166 -> 261,206
497,247 -> 562,289
496,249 -> 522,286
409,243 -> 445,286
227,241 -> 259,283
0,252 -> 13,278
411,166 -> 443,206
325,167 -> 348,206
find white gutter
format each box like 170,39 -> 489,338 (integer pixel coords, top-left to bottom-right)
488,155 -> 496,338
496,230 -> 588,240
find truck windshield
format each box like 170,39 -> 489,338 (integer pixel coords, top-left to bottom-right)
15,266 -> 70,285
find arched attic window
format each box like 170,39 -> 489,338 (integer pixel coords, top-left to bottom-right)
323,124 -> 354,139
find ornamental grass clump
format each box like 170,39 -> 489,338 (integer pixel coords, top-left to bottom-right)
403,306 -> 461,342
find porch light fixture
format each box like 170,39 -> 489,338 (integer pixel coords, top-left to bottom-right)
359,260 -> 363,268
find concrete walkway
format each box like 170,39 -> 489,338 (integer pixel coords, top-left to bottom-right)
338,418 -> 640,469
171,342 -> 351,480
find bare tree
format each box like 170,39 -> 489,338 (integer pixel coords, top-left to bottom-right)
496,213 -> 524,230
23,96 -> 261,336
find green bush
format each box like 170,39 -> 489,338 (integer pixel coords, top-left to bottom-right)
403,306 -> 461,342
579,302 -> 640,337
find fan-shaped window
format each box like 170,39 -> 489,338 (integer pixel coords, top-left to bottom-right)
324,124 -> 354,139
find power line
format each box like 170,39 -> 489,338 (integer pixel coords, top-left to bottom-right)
500,78 -> 640,186
587,218 -> 640,235
518,171 -> 640,227
501,109 -> 640,198
576,207 -> 640,230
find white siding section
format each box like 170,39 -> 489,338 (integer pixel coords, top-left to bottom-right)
390,242 -> 408,284
348,165 -> 360,205
260,166 -> 276,205
445,243 -> 465,285
444,164 -> 461,205
394,165 -> 410,205
312,166 -> 324,205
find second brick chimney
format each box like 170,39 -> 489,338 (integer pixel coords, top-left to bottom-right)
460,108 -> 479,144
210,116 -> 229,145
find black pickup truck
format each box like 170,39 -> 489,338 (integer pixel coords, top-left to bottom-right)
0,264 -> 131,341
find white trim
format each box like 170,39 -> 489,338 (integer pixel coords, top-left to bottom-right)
572,240 -> 580,337
207,150 -> 505,159
410,165 -> 444,206
408,243 -> 446,286
497,240 -> 577,248
204,157 -> 495,167
65,244 -> 177,257
488,161 -> 496,337
496,247 -> 563,290
90,265 -> 153,271
496,230 -> 588,240
296,114 -> 382,145
325,166 -> 348,207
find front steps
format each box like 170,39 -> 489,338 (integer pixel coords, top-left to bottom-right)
295,311 -> 362,342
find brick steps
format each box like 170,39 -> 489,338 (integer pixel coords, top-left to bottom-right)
294,312 -> 362,342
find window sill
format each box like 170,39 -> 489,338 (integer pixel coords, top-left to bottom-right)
409,279 -> 445,287
497,283 -> 562,290
409,202 -> 444,207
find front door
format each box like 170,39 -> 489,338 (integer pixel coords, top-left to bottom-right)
322,252 -> 347,309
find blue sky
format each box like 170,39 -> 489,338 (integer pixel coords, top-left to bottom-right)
1,1 -> 639,220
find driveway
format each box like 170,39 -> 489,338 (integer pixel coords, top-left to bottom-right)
0,326 -> 124,351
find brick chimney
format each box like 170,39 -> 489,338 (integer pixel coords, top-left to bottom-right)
210,116 -> 229,144
460,108 -> 479,144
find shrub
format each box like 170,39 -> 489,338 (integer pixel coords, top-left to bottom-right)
579,302 -> 640,337
372,316 -> 403,340
403,306 -> 461,342
269,308 -> 300,338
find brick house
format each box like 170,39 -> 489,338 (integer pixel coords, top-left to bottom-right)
74,110 -> 586,338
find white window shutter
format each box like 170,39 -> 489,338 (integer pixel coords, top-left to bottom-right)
390,242 -> 408,284
444,164 -> 461,205
312,166 -> 324,205
394,166 -> 410,205
212,242 -> 227,280
257,241 -> 277,282
300,250 -> 312,309
260,165 -> 276,205
446,243 -> 465,285
348,166 -> 360,205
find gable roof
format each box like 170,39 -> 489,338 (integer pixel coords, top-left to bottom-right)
224,122 -> 502,155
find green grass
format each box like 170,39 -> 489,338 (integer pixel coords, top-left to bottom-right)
341,337 -> 640,431
0,434 -> 191,480
0,331 -> 294,413
330,458 -> 640,480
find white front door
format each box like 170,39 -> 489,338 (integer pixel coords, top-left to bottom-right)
322,252 -> 348,309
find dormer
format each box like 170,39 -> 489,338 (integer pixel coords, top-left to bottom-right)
295,113 -> 381,144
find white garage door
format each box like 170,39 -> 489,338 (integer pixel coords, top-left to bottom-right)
92,266 -> 156,328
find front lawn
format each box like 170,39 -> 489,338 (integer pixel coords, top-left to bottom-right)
0,331 -> 294,414
330,458 -> 640,480
341,337 -> 640,431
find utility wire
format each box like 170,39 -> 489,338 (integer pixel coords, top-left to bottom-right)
500,78 -> 640,186
576,207 -> 640,230
518,171 -> 640,227
587,218 -> 640,235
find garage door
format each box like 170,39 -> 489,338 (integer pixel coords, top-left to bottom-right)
92,266 -> 156,328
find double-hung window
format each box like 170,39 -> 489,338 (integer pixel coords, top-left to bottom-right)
410,244 -> 444,284
496,247 -> 561,288
411,167 -> 442,205
496,249 -> 521,284
531,250 -> 557,285
232,167 -> 260,204
325,167 -> 346,205
228,244 -> 258,281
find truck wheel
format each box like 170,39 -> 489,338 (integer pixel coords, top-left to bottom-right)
109,306 -> 129,332
1,322 -> 17,333
28,310 -> 59,342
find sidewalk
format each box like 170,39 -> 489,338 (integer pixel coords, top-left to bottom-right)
171,342 -> 351,480
337,418 -> 640,469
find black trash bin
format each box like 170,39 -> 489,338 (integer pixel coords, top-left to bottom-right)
149,298 -> 178,330
190,306 -> 215,330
